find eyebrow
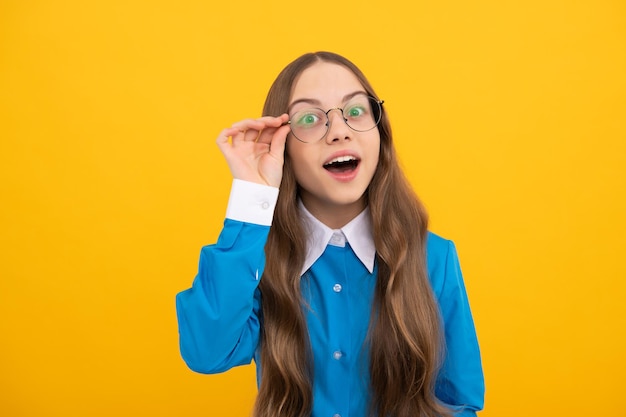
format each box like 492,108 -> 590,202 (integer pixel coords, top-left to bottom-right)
288,90 -> 368,113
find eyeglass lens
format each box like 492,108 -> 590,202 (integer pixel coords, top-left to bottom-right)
289,94 -> 382,143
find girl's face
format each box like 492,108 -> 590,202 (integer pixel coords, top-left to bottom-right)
286,62 -> 381,228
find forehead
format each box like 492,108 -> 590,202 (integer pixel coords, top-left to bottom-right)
290,62 -> 365,105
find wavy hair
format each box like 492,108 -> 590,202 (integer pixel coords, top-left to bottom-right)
255,51 -> 451,417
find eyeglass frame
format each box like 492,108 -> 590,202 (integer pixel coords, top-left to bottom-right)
283,95 -> 385,143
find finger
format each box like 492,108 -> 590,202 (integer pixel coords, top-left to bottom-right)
231,121 -> 265,143
216,127 -> 241,146
257,114 -> 289,127
231,118 -> 264,133
255,114 -> 290,145
268,123 -> 291,159
226,125 -> 260,144
231,115 -> 288,133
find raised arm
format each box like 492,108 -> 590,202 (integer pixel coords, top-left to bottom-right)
175,116 -> 291,373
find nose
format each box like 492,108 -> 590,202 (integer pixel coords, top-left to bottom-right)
325,108 -> 351,144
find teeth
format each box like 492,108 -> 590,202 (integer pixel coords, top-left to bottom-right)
325,155 -> 357,165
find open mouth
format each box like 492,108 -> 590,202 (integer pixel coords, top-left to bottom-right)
323,155 -> 360,174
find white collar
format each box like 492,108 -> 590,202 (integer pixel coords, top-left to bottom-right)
299,201 -> 376,276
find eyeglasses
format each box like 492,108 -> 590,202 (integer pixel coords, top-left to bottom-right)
286,94 -> 384,143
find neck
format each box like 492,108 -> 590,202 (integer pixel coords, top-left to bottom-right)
300,197 -> 366,229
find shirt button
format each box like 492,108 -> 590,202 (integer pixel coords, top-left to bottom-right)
261,201 -> 270,210
333,283 -> 342,293
333,350 -> 343,360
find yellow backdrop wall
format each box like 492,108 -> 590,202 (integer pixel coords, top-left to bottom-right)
1,1 -> 625,416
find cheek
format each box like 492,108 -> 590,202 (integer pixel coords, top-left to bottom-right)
286,141 -> 303,168
286,141 -> 315,180
369,135 -> 382,168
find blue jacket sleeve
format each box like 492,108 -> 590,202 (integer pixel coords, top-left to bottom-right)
427,233 -> 485,416
176,219 -> 269,374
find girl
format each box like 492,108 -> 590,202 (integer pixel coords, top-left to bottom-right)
176,51 -> 484,417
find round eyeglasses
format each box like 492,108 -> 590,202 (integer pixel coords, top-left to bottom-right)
286,94 -> 384,143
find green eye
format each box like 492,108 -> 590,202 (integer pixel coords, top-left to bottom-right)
346,105 -> 366,118
295,112 -> 320,127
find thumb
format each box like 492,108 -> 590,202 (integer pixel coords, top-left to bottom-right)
268,123 -> 290,160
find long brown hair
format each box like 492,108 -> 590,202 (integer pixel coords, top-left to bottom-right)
256,51 -> 451,417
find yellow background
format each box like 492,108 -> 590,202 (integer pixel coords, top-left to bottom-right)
1,0 -> 625,416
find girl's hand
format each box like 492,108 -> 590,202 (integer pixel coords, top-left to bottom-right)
216,114 -> 291,188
